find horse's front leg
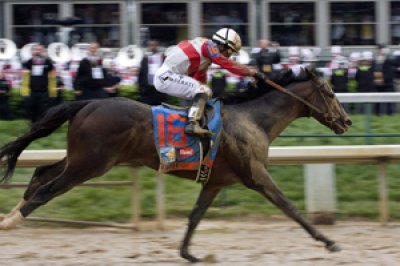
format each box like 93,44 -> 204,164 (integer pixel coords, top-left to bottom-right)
244,160 -> 340,252
180,185 -> 222,263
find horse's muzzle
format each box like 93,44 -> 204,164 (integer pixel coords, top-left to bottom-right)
333,117 -> 352,134
344,117 -> 352,126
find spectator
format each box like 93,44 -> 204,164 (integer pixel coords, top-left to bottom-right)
348,52 -> 361,79
330,56 -> 349,93
0,71 -> 13,120
251,39 -> 281,78
48,76 -> 65,108
300,48 -> 319,69
331,45 -> 342,58
103,62 -> 121,97
360,15 -> 374,45
326,46 -> 343,71
138,40 -> 167,105
392,49 -> 400,112
21,44 -> 56,122
114,45 -> 142,87
210,69 -> 227,98
74,42 -> 111,100
355,51 -> 374,92
347,52 -> 361,96
330,56 -> 350,111
373,44 -> 395,115
355,51 -> 374,113
331,19 -> 345,45
284,46 -> 300,70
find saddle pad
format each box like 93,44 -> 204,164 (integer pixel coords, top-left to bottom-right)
151,100 -> 223,173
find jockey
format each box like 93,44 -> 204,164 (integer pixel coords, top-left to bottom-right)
154,28 -> 267,137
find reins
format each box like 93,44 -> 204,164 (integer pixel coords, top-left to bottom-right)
264,78 -> 337,123
264,79 -> 322,114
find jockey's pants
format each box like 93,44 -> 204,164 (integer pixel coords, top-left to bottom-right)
153,65 -> 212,99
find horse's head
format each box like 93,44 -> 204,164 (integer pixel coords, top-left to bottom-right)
303,67 -> 352,134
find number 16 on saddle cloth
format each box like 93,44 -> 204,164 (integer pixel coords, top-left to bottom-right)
151,100 -> 223,183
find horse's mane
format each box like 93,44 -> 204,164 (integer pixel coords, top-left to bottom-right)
221,68 -> 314,105
221,81 -> 275,105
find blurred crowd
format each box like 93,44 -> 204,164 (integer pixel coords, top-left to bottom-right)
247,41 -> 399,116
0,38 -> 400,121
0,40 -> 167,121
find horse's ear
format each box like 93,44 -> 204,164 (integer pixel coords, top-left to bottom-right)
305,66 -> 317,80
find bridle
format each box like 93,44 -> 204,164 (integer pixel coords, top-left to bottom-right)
264,78 -> 340,126
311,80 -> 340,124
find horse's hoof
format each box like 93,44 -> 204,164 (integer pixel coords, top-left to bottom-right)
183,255 -> 201,263
0,212 -> 22,230
326,242 -> 341,252
203,254 -> 218,263
181,251 -> 201,263
0,221 -> 17,230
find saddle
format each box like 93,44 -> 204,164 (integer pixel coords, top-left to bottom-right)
151,100 -> 223,184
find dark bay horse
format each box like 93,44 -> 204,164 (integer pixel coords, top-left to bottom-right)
0,68 -> 351,262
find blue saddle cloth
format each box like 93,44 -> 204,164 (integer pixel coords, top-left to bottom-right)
151,100 -> 223,175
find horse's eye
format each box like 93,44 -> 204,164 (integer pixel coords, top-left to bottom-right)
326,90 -> 335,98
321,83 -> 335,98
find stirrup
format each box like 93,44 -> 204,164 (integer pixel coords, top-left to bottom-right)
184,123 -> 213,137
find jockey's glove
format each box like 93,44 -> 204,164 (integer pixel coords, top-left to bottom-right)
254,71 -> 267,82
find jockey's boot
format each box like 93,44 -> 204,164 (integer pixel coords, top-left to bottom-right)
184,93 -> 213,137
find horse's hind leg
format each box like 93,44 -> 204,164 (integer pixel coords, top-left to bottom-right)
0,157 -> 113,230
180,185 -> 222,263
0,199 -> 25,221
24,158 -> 67,200
0,159 -> 67,222
244,161 -> 340,252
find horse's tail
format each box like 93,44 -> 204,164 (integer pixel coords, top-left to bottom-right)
0,100 -> 90,183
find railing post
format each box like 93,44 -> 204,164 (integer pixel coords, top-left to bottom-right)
305,163 -> 336,225
378,162 -> 389,225
364,103 -> 373,145
130,168 -> 140,228
156,172 -> 165,229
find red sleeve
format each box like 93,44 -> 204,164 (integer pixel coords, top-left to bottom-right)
211,54 -> 253,77
201,40 -> 253,77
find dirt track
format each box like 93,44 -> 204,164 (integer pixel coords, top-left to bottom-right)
0,219 -> 399,266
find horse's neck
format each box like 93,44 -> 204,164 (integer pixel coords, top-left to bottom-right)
236,82 -> 309,142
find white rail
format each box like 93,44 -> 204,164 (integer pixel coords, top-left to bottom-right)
5,145 -> 399,226
16,145 -> 400,166
336,92 -> 400,103
269,145 -> 400,164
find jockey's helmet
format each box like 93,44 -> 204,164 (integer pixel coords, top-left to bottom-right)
212,28 -> 242,55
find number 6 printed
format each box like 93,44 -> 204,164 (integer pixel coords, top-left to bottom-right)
157,113 -> 187,147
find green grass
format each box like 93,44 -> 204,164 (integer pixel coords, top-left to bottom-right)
0,113 -> 400,222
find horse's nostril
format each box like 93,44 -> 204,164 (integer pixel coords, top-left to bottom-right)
345,119 -> 352,126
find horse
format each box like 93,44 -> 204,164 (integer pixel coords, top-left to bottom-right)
0,67 -> 351,262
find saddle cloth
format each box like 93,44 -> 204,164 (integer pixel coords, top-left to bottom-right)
151,100 -> 223,183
